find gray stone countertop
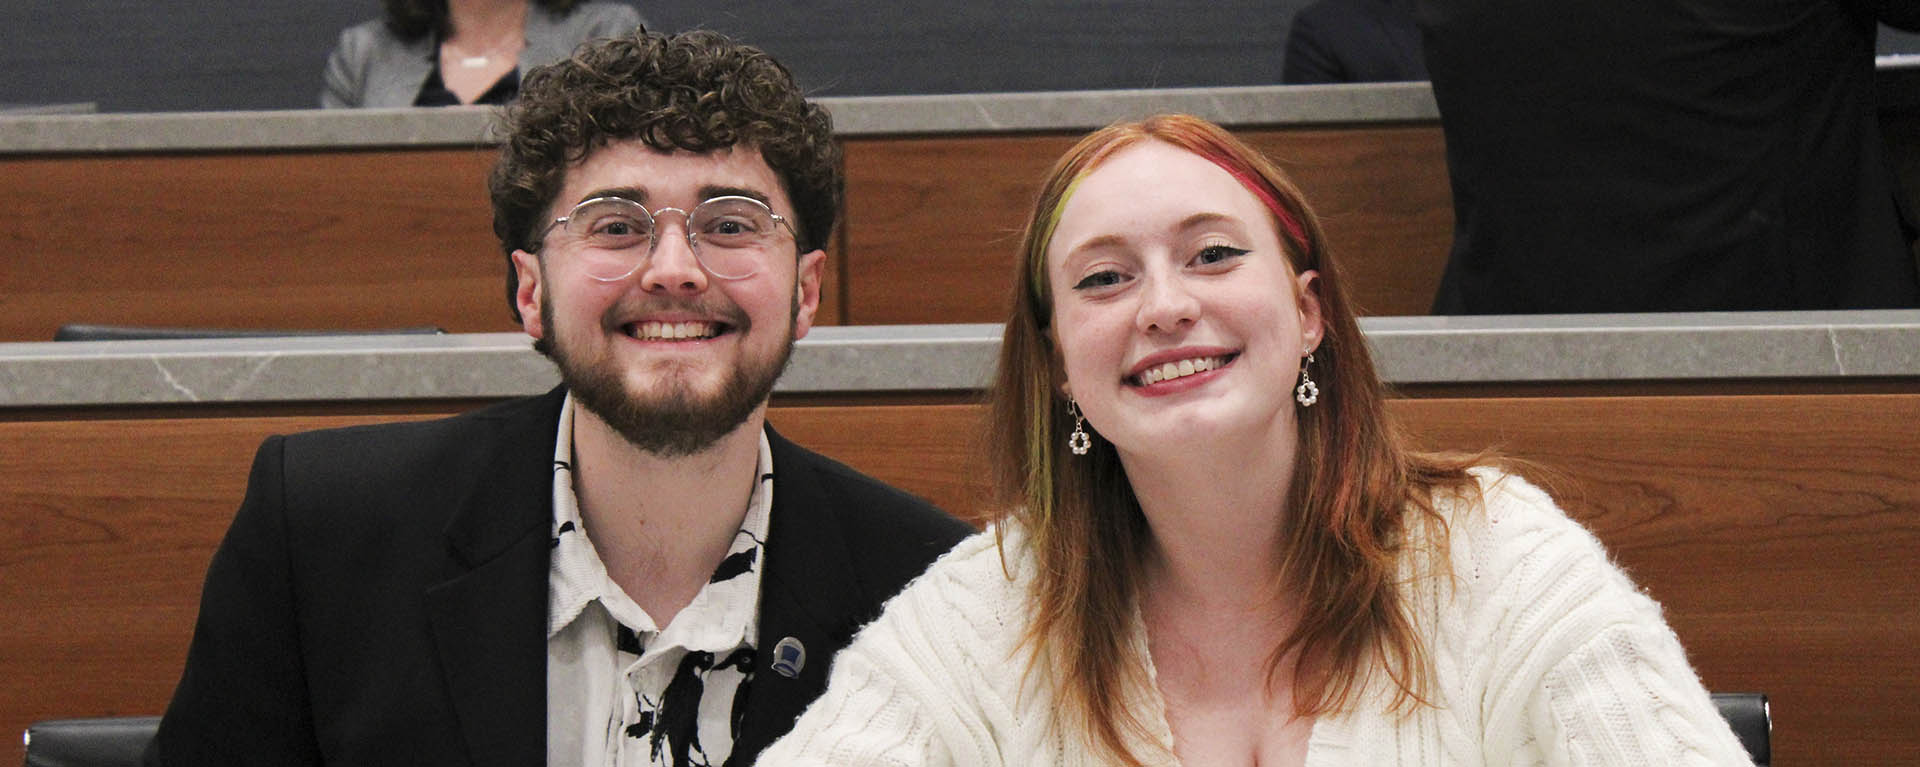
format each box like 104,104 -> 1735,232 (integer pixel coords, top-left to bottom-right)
2,311 -> 1915,408
6,57 -> 1912,154
0,83 -> 1439,154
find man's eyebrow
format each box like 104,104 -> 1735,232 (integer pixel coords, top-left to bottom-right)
575,186 -> 648,206
701,185 -> 770,205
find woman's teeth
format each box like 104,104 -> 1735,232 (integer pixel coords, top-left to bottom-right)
1135,355 -> 1227,385
631,321 -> 717,340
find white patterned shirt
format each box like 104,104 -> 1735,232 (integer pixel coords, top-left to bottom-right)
547,395 -> 773,767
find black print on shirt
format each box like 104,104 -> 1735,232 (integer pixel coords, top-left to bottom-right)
708,549 -> 757,584
625,648 -> 757,767
617,624 -> 645,655
551,520 -> 577,548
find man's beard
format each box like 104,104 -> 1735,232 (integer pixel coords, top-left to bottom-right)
537,296 -> 796,458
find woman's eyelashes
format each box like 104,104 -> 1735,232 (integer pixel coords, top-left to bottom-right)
1193,243 -> 1249,266
1072,269 -> 1130,291
1070,244 -> 1251,292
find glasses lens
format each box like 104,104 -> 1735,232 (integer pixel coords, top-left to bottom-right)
690,197 -> 781,279
563,198 -> 655,280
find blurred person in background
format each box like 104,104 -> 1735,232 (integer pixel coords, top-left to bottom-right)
322,0 -> 642,107
1421,0 -> 1920,313
1283,0 -> 1426,84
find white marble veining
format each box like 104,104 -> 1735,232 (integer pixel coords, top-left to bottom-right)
7,57 -> 1912,153
823,83 -> 1438,134
0,107 -> 504,153
1,312 -> 1915,408
1360,310 -> 1920,383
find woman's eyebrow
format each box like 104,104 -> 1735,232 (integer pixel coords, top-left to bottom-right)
1174,211 -> 1237,232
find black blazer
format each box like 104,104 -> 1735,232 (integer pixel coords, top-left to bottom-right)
1421,0 -> 1920,313
145,388 -> 972,766
1282,0 -> 1426,85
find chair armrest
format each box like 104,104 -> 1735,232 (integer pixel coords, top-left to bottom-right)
1710,692 -> 1770,767
23,716 -> 160,767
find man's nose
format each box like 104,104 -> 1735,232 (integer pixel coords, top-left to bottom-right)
635,217 -> 710,295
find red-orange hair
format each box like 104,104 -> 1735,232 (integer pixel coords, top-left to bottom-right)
987,114 -> 1481,765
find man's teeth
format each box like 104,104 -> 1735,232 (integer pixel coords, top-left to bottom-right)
1136,355 -> 1227,385
631,321 -> 718,340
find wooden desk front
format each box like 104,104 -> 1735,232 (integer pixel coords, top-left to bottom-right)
3,385 -> 1915,765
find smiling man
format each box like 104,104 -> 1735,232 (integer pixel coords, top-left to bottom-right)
145,29 -> 971,767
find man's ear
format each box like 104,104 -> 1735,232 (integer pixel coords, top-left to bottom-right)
512,249 -> 545,340
791,249 -> 826,339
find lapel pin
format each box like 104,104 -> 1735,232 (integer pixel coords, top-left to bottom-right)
771,636 -> 806,678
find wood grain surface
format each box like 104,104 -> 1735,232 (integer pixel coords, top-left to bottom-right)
0,150 -> 512,340
839,125 -> 1454,324
0,148 -> 849,341
6,392 -> 1911,764
1,124 -> 1446,342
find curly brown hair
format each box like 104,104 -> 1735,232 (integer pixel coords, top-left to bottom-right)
488,27 -> 843,320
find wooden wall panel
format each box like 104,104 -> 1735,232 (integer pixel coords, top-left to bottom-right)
0,150 -> 514,341
0,409 -> 464,766
1395,394 -> 1920,766
1,124 -> 1442,342
839,125 -> 1454,324
839,134 -> 1078,325
6,391 -> 1911,764
0,148 -> 850,342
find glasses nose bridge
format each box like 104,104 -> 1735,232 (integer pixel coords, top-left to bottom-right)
642,205 -> 702,255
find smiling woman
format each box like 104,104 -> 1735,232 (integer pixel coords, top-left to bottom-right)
754,115 -> 1758,767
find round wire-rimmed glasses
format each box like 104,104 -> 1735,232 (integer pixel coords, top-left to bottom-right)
536,195 -> 798,281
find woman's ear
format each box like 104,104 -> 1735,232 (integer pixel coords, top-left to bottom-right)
1295,269 -> 1324,352
1047,328 -> 1072,400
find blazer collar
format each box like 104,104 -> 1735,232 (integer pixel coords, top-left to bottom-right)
440,387 -> 565,565
727,427 -> 876,763
426,387 -> 564,767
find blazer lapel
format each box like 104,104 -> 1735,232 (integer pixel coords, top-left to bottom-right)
369,32 -> 436,109
727,428 -> 874,764
423,389 -> 564,767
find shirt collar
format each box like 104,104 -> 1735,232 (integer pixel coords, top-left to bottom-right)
546,393 -> 774,652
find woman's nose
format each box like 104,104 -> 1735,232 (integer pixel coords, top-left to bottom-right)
1135,273 -> 1201,334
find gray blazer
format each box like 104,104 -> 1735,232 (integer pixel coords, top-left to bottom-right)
320,2 -> 644,108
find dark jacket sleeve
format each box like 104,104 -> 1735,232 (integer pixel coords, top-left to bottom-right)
1855,0 -> 1920,30
145,436 -> 322,766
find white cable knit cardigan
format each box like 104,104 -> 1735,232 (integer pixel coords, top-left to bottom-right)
756,470 -> 1754,766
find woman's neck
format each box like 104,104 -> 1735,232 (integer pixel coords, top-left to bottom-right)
1121,422 -> 1299,608
445,0 -> 529,46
